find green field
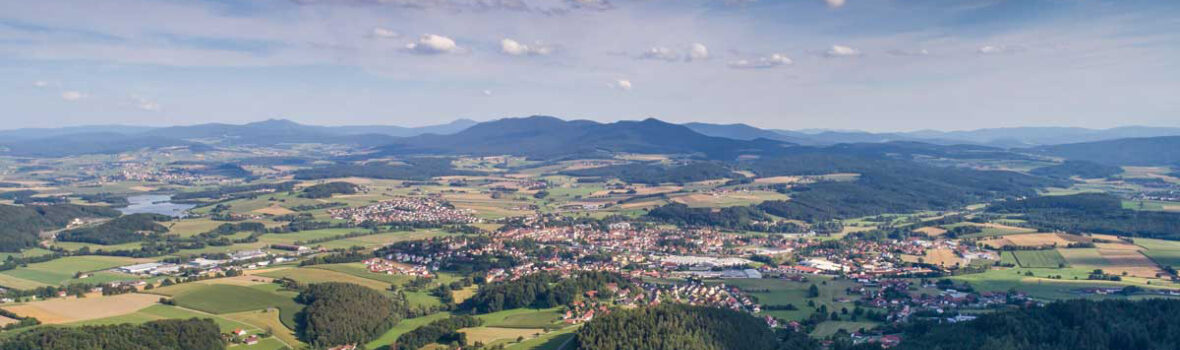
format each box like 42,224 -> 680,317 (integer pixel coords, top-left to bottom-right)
478,307 -> 563,329
67,304 -> 256,332
711,277 -> 859,321
149,283 -> 301,329
1009,250 -> 1068,268
1134,238 -> 1180,269
0,256 -> 147,288
366,312 -> 455,349
810,321 -> 880,338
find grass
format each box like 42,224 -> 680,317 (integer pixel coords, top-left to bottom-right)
257,267 -> 391,291
224,308 -> 304,348
1134,238 -> 1180,269
366,312 -> 454,349
509,326 -> 579,350
710,277 -> 859,321
478,308 -> 563,329
1009,250 -> 1068,268
0,255 -> 147,288
149,283 -> 301,329
810,321 -> 880,338
67,304 -> 256,332
948,268 -> 1177,300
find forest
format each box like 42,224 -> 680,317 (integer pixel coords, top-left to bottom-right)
56,213 -> 172,245
988,193 -> 1180,239
0,203 -> 121,251
461,271 -> 632,313
880,299 -> 1180,350
300,181 -> 359,198
561,162 -> 734,184
0,318 -> 224,350
392,315 -> 483,350
295,282 -> 407,348
293,158 -> 477,181
1029,160 -> 1124,179
756,160 -> 1062,222
574,304 -> 814,350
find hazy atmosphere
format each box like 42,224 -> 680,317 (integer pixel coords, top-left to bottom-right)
3,0 -> 1179,131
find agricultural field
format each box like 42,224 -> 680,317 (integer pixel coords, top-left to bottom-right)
715,277 -> 861,323
0,256 -> 150,289
1008,250 -> 1068,268
1134,238 -> 1180,268
477,307 -> 563,329
147,283 -> 301,329
461,326 -> 547,347
366,312 -> 455,349
1,293 -> 160,324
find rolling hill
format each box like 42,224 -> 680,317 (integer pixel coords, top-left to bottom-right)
1025,136 -> 1180,166
376,116 -> 790,159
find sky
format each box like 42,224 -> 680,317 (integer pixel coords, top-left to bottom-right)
1,0 -> 1178,132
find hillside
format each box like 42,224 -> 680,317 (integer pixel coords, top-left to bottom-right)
1025,136 -> 1180,166
0,133 -> 209,157
377,116 -> 789,160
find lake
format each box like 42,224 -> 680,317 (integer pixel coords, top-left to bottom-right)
119,194 -> 195,217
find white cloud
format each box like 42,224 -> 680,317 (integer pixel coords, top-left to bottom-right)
370,27 -> 400,39
687,43 -> 709,61
825,0 -> 846,8
131,95 -> 161,111
825,45 -> 861,57
482,89 -> 493,96
405,34 -> 460,54
887,48 -> 930,56
977,45 -> 1023,55
32,81 -> 49,88
500,38 -> 552,56
608,79 -> 632,90
638,47 -> 679,62
60,91 -> 86,101
728,53 -> 792,69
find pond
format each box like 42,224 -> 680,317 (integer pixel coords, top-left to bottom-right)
119,194 -> 195,217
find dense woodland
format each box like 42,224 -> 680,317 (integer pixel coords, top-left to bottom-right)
1029,160 -> 1124,179
294,158 -> 477,181
0,203 -> 120,252
881,299 -> 1180,350
988,193 -> 1180,239
575,304 -> 815,350
0,318 -> 224,350
296,282 -> 407,348
300,182 -> 359,198
461,271 -> 633,313
561,162 -> 734,184
172,181 -> 297,201
756,159 -> 1062,222
392,315 -> 483,350
56,213 -> 171,245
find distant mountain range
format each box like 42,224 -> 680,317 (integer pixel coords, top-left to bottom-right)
682,122 -> 1180,148
378,116 -> 787,160
1,117 -> 1177,165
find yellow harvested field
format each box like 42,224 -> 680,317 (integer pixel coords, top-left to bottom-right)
129,186 -> 157,192
252,205 -> 296,216
1,293 -> 159,324
224,309 -> 301,347
753,176 -> 802,184
914,226 -> 947,236
1089,234 -> 1125,242
460,327 -> 545,345
0,315 -> 17,327
924,248 -> 964,267
984,233 -> 1072,248
1097,249 -> 1166,278
191,275 -> 273,286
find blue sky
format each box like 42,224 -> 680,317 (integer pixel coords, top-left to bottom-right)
1,0 -> 1178,131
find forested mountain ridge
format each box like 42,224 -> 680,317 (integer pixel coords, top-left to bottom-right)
375,116 -> 790,160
